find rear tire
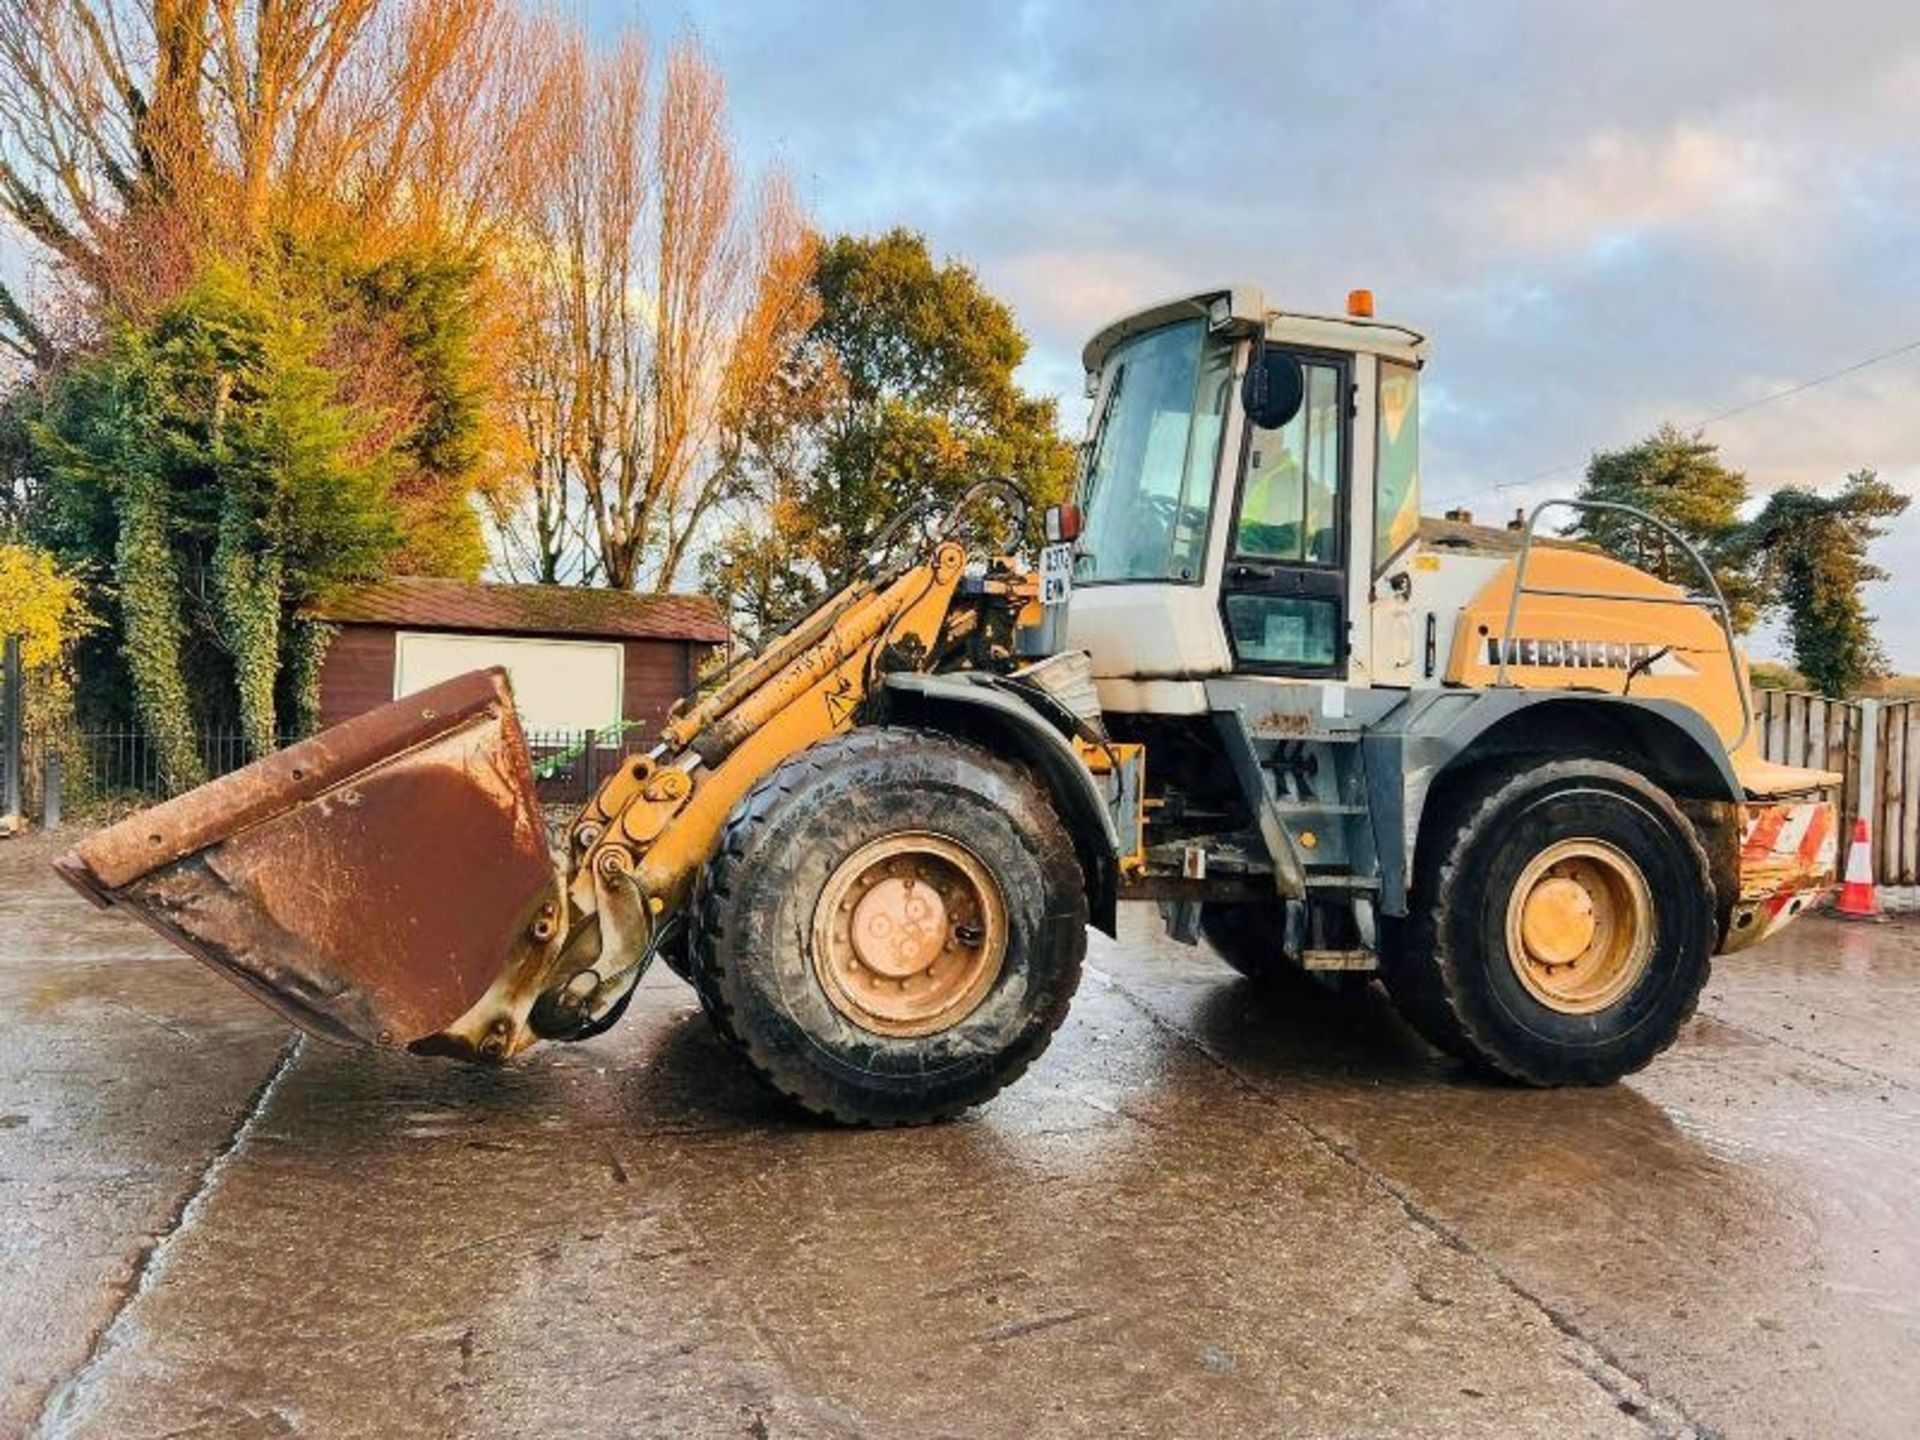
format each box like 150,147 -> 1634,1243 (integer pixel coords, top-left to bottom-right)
1382,759 -> 1712,1085
691,728 -> 1087,1125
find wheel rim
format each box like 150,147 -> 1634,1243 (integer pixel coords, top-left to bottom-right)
811,832 -> 1009,1037
1502,838 -> 1654,1014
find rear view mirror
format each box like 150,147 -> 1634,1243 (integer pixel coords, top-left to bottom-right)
1243,345 -> 1305,431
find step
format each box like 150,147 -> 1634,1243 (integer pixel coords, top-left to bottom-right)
1302,873 -> 1382,891
1301,948 -> 1379,972
1273,800 -> 1367,815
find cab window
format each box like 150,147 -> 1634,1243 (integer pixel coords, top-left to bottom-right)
1075,319 -> 1233,584
1235,359 -> 1344,565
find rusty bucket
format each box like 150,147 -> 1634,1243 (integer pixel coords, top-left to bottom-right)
55,670 -> 559,1053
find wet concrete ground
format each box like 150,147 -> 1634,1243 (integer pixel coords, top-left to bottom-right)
3,829 -> 1917,1439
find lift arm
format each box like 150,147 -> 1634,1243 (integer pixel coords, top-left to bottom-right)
432,540 -> 978,1059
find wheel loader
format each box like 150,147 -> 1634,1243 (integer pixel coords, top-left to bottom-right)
56,284 -> 1840,1125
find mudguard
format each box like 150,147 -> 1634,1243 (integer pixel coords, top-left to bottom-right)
881,671 -> 1124,934
1360,688 -> 1744,916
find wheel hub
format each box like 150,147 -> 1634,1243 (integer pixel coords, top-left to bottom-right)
849,876 -> 949,977
812,833 -> 1008,1037
1504,839 -> 1654,1015
1520,877 -> 1597,965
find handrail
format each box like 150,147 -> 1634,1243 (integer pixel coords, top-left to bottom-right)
1498,498 -> 1753,752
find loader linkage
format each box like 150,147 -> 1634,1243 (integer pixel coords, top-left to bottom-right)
56,525 -> 1058,1067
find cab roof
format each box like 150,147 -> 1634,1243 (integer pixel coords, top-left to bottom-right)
1080,284 -> 1429,376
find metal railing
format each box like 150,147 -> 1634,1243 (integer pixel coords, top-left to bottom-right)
1500,498 -> 1754,752
6,723 -> 657,819
521,727 -> 655,806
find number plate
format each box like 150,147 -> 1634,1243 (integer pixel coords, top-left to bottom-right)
1039,543 -> 1073,606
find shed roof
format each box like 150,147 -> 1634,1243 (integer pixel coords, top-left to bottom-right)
304,577 -> 730,644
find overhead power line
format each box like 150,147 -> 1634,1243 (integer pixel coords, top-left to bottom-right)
1431,332 -> 1920,510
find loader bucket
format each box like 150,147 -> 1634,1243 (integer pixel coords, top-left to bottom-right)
54,670 -> 559,1052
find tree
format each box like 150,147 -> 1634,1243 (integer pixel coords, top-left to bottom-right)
0,0 -> 542,761
0,0 -> 530,584
0,538 -> 92,670
1565,424 -> 1758,630
704,229 -> 1075,644
34,262 -> 403,777
0,0 -> 537,353
1726,470 -> 1909,698
486,30 -> 818,592
0,538 -> 94,808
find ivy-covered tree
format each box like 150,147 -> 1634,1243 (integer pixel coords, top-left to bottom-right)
33,263 -> 402,777
0,0 -> 521,775
1566,424 -> 1759,631
1726,470 -> 1909,698
704,230 -> 1075,643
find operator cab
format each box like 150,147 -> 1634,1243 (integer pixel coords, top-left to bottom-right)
1065,285 -> 1429,715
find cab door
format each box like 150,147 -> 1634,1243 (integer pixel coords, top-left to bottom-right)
1220,350 -> 1351,678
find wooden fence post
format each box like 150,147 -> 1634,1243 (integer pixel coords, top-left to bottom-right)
42,751 -> 62,830
1856,697 -> 1879,882
2,635 -> 21,822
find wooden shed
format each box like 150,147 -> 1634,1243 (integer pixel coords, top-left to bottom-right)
303,578 -> 729,740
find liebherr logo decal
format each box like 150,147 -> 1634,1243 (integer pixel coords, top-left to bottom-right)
1483,637 -> 1698,676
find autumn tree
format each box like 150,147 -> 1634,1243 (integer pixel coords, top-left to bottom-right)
0,0 -> 545,754
704,229 -> 1075,644
0,0 -> 539,342
1725,470 -> 1909,698
1565,425 -> 1760,630
487,29 -> 819,593
0,538 -> 94,810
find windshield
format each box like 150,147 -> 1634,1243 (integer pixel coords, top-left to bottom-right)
1075,319 -> 1233,583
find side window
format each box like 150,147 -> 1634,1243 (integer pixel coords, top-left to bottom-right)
1235,359 -> 1344,565
1374,360 -> 1420,570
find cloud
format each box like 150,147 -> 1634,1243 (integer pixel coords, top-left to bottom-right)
556,2 -> 1920,666
1485,127 -> 1787,255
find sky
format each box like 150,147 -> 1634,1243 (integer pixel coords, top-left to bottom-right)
591,0 -> 1920,668
4,3 -> 1914,664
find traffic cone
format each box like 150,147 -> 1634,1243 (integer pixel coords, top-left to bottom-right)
1833,815 -> 1882,921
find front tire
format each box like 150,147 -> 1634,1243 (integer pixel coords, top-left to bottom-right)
1382,759 -> 1713,1085
691,728 -> 1087,1125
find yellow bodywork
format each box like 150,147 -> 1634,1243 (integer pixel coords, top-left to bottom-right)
1447,547 -> 1750,752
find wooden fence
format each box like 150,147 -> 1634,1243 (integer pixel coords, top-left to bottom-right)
1755,689 -> 1920,908
1872,700 -> 1920,897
